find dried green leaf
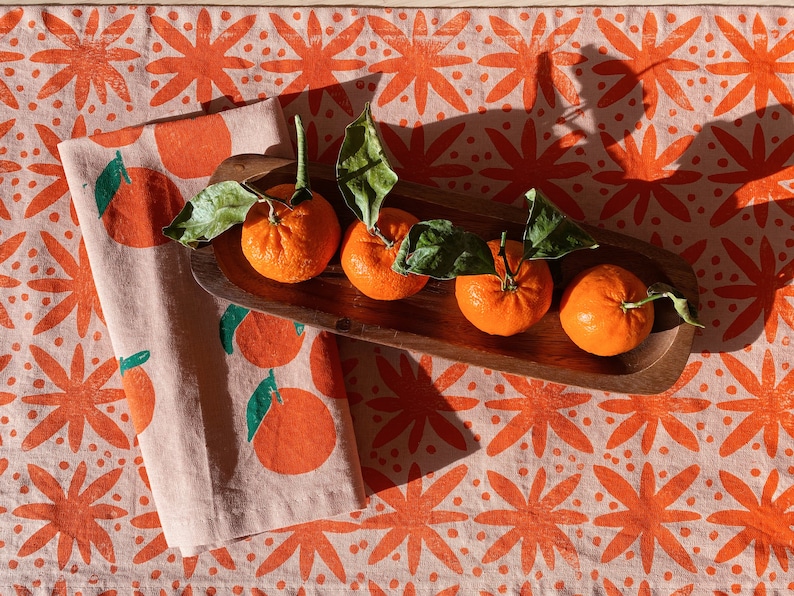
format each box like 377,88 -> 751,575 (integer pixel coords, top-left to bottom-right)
522,188 -> 598,260
647,283 -> 705,328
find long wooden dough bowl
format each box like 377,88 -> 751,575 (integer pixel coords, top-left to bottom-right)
190,154 -> 699,395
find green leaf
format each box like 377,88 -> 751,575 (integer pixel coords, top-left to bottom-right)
163,180 -> 259,248
336,103 -> 398,230
119,350 -> 150,377
392,219 -> 496,279
291,114 -> 312,206
246,368 -> 282,441
95,150 -> 131,218
646,283 -> 705,328
220,304 -> 249,354
522,188 -> 598,261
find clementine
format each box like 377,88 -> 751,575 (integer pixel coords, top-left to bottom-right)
454,238 -> 553,336
241,183 -> 341,283
559,263 -> 655,356
340,207 -> 428,301
119,350 -> 156,435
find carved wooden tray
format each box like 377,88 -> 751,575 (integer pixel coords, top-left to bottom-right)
190,154 -> 699,395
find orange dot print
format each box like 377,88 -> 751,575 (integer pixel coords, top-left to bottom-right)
252,388 -> 336,475
154,112 -> 232,179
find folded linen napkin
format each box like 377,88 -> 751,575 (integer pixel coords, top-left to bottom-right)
59,99 -> 366,556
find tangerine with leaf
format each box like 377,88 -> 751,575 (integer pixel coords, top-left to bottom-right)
164,115 -> 341,284
559,263 -> 704,356
394,188 -> 598,336
336,104 -> 428,301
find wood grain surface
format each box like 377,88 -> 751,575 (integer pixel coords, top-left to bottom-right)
190,154 -> 699,395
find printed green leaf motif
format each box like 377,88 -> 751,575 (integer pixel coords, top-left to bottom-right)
522,188 -> 598,261
95,150 -> 131,218
246,368 -> 282,441
119,350 -> 150,377
646,283 -> 705,328
336,103 -> 398,231
293,321 -> 305,336
163,180 -> 259,248
220,304 -> 249,354
393,219 -> 496,279
291,114 -> 312,206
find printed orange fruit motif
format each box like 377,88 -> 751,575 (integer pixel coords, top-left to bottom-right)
241,182 -> 341,283
454,238 -> 553,336
246,369 -> 336,475
220,304 -> 305,368
119,350 -> 155,434
95,152 -> 185,248
336,104 -> 428,301
394,188 -> 598,336
154,113 -> 233,179
340,207 -> 428,301
559,263 -> 704,356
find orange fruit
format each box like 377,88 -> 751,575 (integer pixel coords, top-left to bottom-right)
340,207 -> 428,300
241,183 -> 341,283
119,351 -> 156,435
559,263 -> 655,356
455,239 -> 553,336
251,387 -> 337,475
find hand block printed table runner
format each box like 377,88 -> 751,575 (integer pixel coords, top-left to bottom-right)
2,4 -> 794,595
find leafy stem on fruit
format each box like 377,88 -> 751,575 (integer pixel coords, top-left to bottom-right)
336,103 -> 398,242
497,231 -> 519,292
621,282 -> 705,327
392,188 -> 598,284
163,114 -> 310,248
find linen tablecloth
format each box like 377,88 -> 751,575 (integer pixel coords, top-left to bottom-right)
2,4 -> 794,594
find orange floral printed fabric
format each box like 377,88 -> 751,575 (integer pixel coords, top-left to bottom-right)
2,4 -> 794,594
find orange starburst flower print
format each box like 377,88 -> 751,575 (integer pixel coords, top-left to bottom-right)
485,374 -> 592,457
256,519 -> 359,581
0,231 -> 25,329
261,11 -> 365,116
146,8 -> 255,107
595,124 -> 700,224
594,12 -> 700,118
708,123 -> 794,228
30,9 -> 140,110
603,578 -> 694,596
379,121 -> 473,187
0,8 -> 23,109
474,468 -> 587,575
26,116 -> 87,219
593,462 -> 701,573
706,14 -> 794,117
717,350 -> 794,458
0,353 -> 14,405
714,236 -> 794,342
477,14 -> 584,111
0,118 -> 21,219
707,469 -> 794,576
13,461 -> 127,569
600,362 -> 710,454
21,343 -> 129,453
479,118 -> 588,219
368,11 -> 471,115
361,463 -> 468,575
27,232 -> 104,338
368,354 -> 477,454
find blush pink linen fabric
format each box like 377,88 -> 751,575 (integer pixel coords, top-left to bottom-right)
58,99 -> 366,556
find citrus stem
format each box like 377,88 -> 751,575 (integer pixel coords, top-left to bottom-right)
621,293 -> 664,312
497,231 -> 518,292
371,224 -> 394,249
